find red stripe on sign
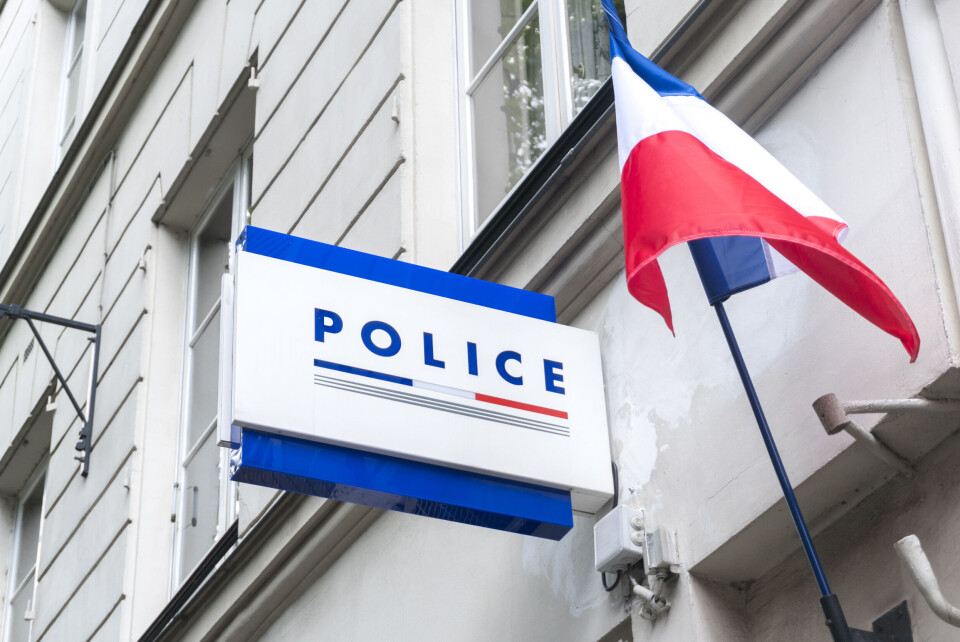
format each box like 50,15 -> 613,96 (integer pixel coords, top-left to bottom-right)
475,393 -> 568,420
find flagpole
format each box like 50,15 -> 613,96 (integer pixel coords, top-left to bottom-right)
713,301 -> 853,642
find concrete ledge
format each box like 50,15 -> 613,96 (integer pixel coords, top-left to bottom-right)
690,368 -> 960,582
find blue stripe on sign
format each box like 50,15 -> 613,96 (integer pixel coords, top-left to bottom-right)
238,226 -> 557,322
688,236 -> 773,305
232,429 -> 574,540
314,358 -> 413,386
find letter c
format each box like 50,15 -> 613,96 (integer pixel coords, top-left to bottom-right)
496,350 -> 523,385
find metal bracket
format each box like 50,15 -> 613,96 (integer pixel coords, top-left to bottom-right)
871,601 -> 913,640
811,393 -> 960,477
0,303 -> 101,477
823,596 -> 913,641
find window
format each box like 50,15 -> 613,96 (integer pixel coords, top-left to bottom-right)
57,0 -> 86,155
457,0 -> 625,236
172,153 -> 252,588
3,465 -> 45,642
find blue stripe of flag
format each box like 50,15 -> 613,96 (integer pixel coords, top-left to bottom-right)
601,0 -> 702,99
688,237 -> 773,305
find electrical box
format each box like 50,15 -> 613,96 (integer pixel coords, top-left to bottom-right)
594,506 -> 645,573
642,526 -> 680,574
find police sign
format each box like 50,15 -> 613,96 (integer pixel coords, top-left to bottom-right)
223,227 -> 613,539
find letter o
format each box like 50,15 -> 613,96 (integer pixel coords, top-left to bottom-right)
361,321 -> 401,357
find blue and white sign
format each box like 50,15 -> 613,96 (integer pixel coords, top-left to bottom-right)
222,227 -> 613,539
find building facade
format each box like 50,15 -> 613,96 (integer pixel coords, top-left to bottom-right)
0,0 -> 957,640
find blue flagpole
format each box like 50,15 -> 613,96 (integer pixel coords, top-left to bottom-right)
713,301 -> 853,642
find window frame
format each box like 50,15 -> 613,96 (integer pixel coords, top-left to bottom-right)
2,461 -> 47,642
169,150 -> 251,592
56,0 -> 87,157
455,0 -> 616,246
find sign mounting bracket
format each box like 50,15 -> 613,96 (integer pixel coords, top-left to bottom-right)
0,303 -> 101,477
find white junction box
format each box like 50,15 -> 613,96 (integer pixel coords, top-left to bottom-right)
643,526 -> 681,574
594,506 -> 645,573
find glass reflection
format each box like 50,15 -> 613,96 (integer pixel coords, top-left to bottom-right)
473,15 -> 546,223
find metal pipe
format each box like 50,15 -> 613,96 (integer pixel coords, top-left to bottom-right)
23,317 -> 87,423
812,394 -> 916,476
77,327 -> 101,477
842,398 -> 960,414
836,418 -> 913,477
899,0 -> 960,323
0,303 -> 99,333
895,534 -> 960,628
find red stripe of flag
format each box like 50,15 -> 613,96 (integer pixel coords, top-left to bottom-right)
621,130 -> 919,361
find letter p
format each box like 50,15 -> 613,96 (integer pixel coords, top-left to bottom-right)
315,308 -> 343,342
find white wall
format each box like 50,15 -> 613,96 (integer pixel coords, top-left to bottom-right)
258,510 -> 629,642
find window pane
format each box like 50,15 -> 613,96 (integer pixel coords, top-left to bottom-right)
179,430 -> 220,579
567,0 -> 623,115
60,0 -> 86,148
187,309 -> 220,448
242,155 -> 253,224
469,0 -> 534,75
194,187 -> 233,328
63,63 -> 81,135
15,479 -> 43,587
71,1 -> 86,59
472,15 -> 546,224
8,578 -> 33,642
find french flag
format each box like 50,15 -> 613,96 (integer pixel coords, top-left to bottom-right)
601,1 -> 919,361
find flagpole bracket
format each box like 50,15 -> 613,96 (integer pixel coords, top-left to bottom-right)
0,303 -> 101,477
813,393 -> 960,477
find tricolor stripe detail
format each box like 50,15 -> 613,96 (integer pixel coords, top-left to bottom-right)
474,394 -> 569,420
313,359 -> 568,420
600,0 -> 919,360
314,374 -> 568,436
314,358 -> 413,386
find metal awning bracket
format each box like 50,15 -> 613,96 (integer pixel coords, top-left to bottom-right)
0,303 -> 101,477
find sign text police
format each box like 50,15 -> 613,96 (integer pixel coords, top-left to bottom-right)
314,308 -> 566,394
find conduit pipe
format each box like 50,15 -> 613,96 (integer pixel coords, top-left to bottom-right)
900,0 -> 960,321
630,572 -> 670,621
840,398 -> 960,414
812,394 -> 918,476
895,535 -> 960,628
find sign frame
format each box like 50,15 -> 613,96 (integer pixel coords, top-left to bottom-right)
223,227 -> 613,539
